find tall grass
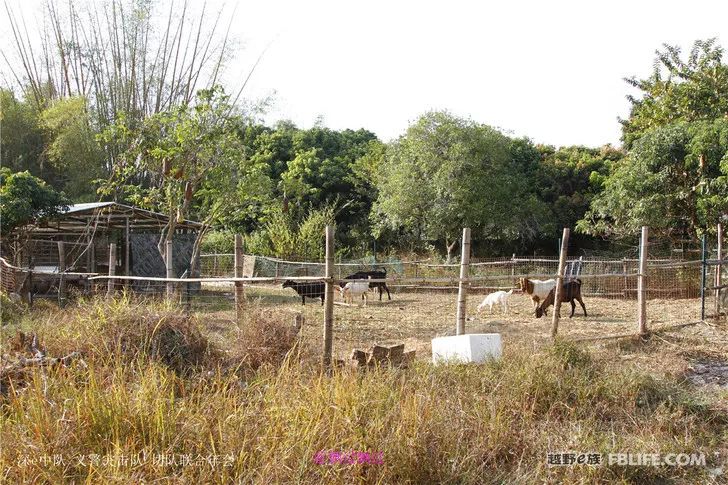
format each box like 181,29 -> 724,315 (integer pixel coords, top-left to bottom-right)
1,298 -> 725,483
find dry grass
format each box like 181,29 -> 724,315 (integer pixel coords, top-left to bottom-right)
1,294 -> 727,483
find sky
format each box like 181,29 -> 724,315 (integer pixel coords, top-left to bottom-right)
2,0 -> 728,147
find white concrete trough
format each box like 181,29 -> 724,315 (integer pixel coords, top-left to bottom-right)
431,334 -> 502,364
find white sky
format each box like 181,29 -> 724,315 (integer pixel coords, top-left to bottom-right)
3,0 -> 727,148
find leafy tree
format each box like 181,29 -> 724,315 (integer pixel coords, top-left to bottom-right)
40,96 -> 105,200
0,89 -> 46,177
621,38 -> 728,148
101,87 -> 263,270
582,39 -> 728,243
578,120 -> 728,240
0,169 -> 69,262
245,205 -> 335,260
532,144 -> 620,248
373,111 -> 532,261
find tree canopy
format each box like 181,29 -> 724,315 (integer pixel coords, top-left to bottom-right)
2,22 -> 725,259
0,169 -> 69,236
580,39 -> 728,243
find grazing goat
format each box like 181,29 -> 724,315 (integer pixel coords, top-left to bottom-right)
282,280 -> 325,305
339,281 -> 370,306
340,268 -> 391,301
477,289 -> 514,315
535,279 -> 587,318
520,277 -> 556,315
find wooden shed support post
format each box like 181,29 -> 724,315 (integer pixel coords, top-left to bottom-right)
166,239 -> 174,300
456,228 -> 471,335
323,225 -> 335,371
57,241 -> 66,307
716,223 -> 723,317
551,228 -> 570,339
234,234 -> 245,320
124,217 -> 130,291
637,226 -> 649,335
106,243 -> 117,299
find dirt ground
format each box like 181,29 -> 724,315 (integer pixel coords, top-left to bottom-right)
192,285 -> 728,394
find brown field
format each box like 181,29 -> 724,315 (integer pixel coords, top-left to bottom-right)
198,285 -> 726,376
2,287 -> 727,484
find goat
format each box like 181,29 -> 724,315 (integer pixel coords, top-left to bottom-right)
340,268 -> 391,300
282,280 -> 326,305
535,279 -> 587,318
476,289 -> 514,315
520,277 -> 556,315
339,280 -> 369,306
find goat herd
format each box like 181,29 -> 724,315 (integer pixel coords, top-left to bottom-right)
281,270 -> 587,319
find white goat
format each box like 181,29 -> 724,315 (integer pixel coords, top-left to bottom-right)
340,281 -> 369,306
519,278 -> 556,314
477,289 -> 514,315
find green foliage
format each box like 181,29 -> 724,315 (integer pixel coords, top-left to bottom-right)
621,39 -> 728,148
534,145 -> 618,242
579,120 -> 728,240
0,169 -> 69,235
40,97 -> 104,200
373,112 -> 545,257
200,230 -> 235,254
0,89 -> 45,176
100,87 -> 256,231
243,204 -> 335,260
580,38 -> 728,243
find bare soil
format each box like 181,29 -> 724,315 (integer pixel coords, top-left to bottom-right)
194,285 -> 728,395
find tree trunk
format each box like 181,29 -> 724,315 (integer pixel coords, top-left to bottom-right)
445,238 -> 458,264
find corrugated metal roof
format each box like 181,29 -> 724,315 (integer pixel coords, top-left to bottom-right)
60,202 -> 203,228
64,202 -> 115,213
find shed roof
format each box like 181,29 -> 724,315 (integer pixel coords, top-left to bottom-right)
33,201 -> 204,234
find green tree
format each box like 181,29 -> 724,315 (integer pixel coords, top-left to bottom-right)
373,111 -> 532,260
0,169 -> 69,262
40,96 -> 105,200
621,38 -> 728,148
582,39 -> 728,243
101,87 -> 264,269
578,120 -> 728,240
0,89 -> 46,177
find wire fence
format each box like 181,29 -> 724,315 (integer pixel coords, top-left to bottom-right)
3,226 -> 726,361
200,253 -> 705,298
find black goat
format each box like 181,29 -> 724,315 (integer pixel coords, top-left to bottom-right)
339,268 -> 391,301
535,279 -> 587,318
282,280 -> 326,305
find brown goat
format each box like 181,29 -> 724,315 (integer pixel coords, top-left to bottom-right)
535,279 -> 587,318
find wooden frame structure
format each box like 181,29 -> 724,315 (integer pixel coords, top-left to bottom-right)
20,202 -> 203,277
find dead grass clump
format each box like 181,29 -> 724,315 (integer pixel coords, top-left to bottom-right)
232,309 -> 302,371
5,298 -> 218,375
0,291 -> 26,325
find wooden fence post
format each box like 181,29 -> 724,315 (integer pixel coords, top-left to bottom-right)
124,217 -> 130,290
106,243 -> 116,299
637,226 -> 649,335
166,239 -> 174,300
234,234 -> 245,320
57,241 -> 66,307
456,228 -> 471,335
622,258 -> 628,298
716,223 -> 723,317
323,225 -> 335,370
700,233 -> 707,321
551,228 -> 570,339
